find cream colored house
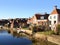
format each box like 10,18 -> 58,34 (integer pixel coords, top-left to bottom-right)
48,6 -> 60,30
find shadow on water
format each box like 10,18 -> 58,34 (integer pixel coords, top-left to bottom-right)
0,30 -> 32,45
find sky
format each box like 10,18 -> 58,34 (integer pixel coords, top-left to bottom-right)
0,0 -> 60,19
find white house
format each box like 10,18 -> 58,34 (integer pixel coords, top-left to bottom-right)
48,6 -> 60,30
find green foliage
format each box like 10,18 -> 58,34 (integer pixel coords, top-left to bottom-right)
22,27 -> 29,30
36,25 -> 49,31
57,25 -> 60,30
56,24 -> 60,34
38,30 -> 54,35
28,24 -> 36,30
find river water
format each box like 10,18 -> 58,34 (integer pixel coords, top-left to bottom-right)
0,30 -> 58,45
0,30 -> 32,45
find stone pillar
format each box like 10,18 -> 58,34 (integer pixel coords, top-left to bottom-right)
10,19 -> 14,34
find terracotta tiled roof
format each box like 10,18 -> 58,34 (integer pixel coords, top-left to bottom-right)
51,9 -> 60,14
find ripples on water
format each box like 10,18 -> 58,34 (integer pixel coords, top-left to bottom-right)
0,30 -> 32,45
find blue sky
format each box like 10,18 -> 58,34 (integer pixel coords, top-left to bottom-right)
0,0 -> 60,19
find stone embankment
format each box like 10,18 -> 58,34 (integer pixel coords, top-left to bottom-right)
47,35 -> 60,45
21,29 -> 60,45
21,29 -> 32,35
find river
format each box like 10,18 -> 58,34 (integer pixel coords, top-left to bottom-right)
0,30 -> 58,45
0,30 -> 32,45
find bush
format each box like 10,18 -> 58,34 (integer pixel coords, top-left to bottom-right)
31,25 -> 48,32
39,30 -> 54,35
28,24 -> 34,30
37,25 -> 48,32
29,25 -> 33,30
57,25 -> 60,30
56,24 -> 60,35
32,25 -> 37,32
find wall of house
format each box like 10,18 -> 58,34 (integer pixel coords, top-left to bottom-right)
48,14 -> 58,30
37,20 -> 48,25
32,16 -> 38,25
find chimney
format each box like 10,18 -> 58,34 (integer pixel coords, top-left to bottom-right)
54,5 -> 57,9
45,12 -> 47,14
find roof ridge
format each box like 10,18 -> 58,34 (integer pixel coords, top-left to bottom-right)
51,8 -> 59,14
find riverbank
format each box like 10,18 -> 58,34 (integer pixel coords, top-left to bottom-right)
21,29 -> 60,45
0,27 -> 59,45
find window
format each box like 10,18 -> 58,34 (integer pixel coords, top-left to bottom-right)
54,21 -> 56,24
54,16 -> 56,19
50,16 -> 52,19
49,21 -> 51,25
40,16 -> 44,19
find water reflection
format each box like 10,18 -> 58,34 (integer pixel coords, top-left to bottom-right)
0,30 -> 32,45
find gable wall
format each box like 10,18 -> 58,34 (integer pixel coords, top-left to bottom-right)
48,14 -> 58,30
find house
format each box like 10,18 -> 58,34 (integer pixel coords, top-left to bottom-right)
48,6 -> 60,30
27,13 -> 49,26
9,18 -> 28,28
18,18 -> 28,27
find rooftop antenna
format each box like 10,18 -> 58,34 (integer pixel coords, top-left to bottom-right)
54,5 -> 57,9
